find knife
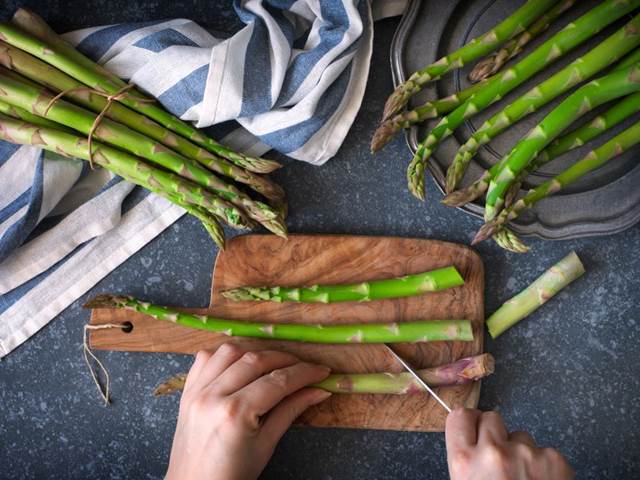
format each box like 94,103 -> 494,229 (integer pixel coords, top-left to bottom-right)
384,344 -> 452,413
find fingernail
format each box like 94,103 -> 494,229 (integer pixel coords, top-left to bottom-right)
319,365 -> 332,374
311,389 -> 332,404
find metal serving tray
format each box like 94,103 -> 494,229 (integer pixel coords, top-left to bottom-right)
391,0 -> 640,240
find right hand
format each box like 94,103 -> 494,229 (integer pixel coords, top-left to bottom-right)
445,408 -> 575,480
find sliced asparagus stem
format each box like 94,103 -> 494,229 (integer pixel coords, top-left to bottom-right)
84,294 -> 474,344
0,113 -> 253,229
0,70 -> 286,236
485,63 -> 640,221
371,80 -> 487,153
0,41 -> 284,202
487,251 -> 585,338
407,0 -> 640,200
381,0 -> 559,120
221,266 -> 465,303
469,0 -> 577,83
446,15 -> 640,193
475,119 -> 640,244
492,228 -> 530,254
442,90 -> 640,208
154,353 -> 495,396
5,9 -> 282,174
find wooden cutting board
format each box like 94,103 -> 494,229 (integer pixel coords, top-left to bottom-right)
89,234 -> 484,431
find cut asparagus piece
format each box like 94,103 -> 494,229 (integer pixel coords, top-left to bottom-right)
485,62 -> 640,221
0,113 -> 253,229
154,353 -> 495,396
0,70 -> 286,236
222,266 -> 464,303
2,10 -> 281,174
475,119 -> 640,243
407,0 -> 640,200
487,251 -> 585,338
0,40 -> 284,202
381,0 -> 559,119
446,14 -> 640,193
469,0 -> 577,82
84,294 -> 474,344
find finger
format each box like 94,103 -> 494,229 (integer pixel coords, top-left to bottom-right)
211,350 -> 300,395
509,430 -> 536,447
260,388 -> 332,447
477,411 -> 509,444
183,350 -> 213,393
189,343 -> 246,392
236,362 -> 331,416
445,408 -> 482,454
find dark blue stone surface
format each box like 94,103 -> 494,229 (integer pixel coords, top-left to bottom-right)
1,2 -> 639,479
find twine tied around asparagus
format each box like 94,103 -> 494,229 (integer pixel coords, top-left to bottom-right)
44,84 -> 154,169
82,322 -> 129,406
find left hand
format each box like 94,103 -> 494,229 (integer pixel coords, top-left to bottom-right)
166,344 -> 332,480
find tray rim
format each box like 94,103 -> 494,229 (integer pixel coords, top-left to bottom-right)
389,0 -> 640,241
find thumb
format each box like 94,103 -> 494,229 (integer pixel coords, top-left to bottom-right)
260,388 -> 331,445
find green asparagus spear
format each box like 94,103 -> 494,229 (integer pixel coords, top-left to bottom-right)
2,10 -> 282,174
221,266 -> 464,303
492,228 -> 530,254
84,294 -> 474,344
162,192 -> 226,249
0,70 -> 286,235
154,353 -> 495,396
446,15 -> 640,193
0,41 -> 284,202
371,80 -> 488,153
442,90 -> 640,208
469,0 -> 577,83
408,0 -> 640,200
0,113 -> 253,229
381,0 -> 559,120
0,97 -> 70,131
475,119 -> 640,244
486,251 -> 585,338
485,63 -> 640,221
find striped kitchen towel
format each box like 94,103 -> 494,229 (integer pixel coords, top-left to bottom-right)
0,0 -> 407,357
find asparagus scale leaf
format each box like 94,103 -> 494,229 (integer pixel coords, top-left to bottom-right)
486,251 -> 585,338
154,353 -> 495,396
84,294 -> 474,344
381,0 -> 559,120
222,266 -> 465,303
407,0 -> 640,200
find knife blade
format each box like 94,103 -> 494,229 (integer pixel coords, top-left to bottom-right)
384,344 -> 452,413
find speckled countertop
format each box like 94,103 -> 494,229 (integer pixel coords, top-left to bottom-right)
1,2 -> 639,479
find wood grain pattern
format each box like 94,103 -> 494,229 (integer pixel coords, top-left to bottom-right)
90,234 -> 484,432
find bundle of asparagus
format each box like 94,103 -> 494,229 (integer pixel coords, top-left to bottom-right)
374,0 -> 640,252
0,9 -> 287,249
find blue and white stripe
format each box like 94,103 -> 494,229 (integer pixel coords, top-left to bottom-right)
0,0 -> 407,357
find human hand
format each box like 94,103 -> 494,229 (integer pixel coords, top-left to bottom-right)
165,344 -> 332,480
445,408 -> 575,480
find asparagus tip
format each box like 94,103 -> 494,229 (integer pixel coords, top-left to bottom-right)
370,120 -> 395,153
83,294 -> 130,309
472,220 -> 501,245
154,373 -> 187,396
